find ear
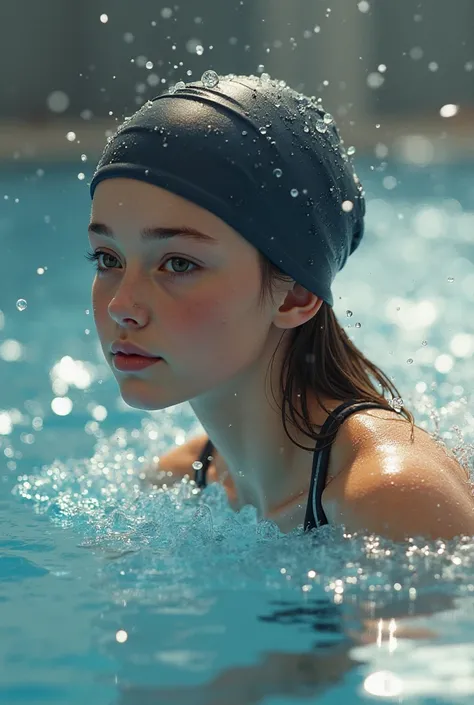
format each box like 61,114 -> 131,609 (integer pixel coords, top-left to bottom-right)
272,282 -> 323,331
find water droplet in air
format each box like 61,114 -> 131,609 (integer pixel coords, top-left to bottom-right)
273,168 -> 282,178
201,70 -> 219,88
389,397 -> 404,413
290,188 -> 299,198
16,299 -> 27,311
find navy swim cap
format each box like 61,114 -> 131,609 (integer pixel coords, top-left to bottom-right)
90,72 -> 365,306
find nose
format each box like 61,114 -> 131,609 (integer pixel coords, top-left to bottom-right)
107,282 -> 149,327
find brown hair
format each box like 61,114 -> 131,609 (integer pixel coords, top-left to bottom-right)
258,252 -> 416,452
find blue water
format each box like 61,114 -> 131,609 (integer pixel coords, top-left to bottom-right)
2,160 -> 474,704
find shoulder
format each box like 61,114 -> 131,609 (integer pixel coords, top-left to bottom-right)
322,407 -> 474,541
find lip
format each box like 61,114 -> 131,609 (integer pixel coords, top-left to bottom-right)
111,341 -> 159,357
113,353 -> 163,372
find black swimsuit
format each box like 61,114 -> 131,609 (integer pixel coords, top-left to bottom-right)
193,400 -> 388,532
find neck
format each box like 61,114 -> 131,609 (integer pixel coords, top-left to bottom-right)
189,327 -> 331,520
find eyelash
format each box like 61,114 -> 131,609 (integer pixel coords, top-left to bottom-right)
84,249 -> 200,279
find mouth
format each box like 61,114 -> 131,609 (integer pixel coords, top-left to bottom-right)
112,352 -> 164,372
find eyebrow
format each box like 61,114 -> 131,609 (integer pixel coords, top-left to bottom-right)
87,222 -> 218,245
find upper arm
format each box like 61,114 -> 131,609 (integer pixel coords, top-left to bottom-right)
157,434 -> 208,476
325,446 -> 474,542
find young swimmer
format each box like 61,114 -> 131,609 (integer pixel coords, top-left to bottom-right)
88,72 -> 474,541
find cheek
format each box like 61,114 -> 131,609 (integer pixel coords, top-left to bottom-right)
91,280 -> 110,330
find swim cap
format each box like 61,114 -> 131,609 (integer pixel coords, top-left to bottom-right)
90,72 -> 365,306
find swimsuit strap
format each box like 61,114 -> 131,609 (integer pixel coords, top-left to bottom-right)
194,437 -> 215,488
304,400 -> 390,532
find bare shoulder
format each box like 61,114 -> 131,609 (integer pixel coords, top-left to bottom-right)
327,406 -> 468,486
322,406 -> 472,534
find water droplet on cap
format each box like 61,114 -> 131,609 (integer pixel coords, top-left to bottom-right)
16,299 -> 27,311
201,70 -> 219,88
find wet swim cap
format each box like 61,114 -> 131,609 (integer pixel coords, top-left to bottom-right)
90,72 -> 365,306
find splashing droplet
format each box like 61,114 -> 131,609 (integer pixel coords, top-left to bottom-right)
201,70 -> 219,88
16,299 -> 27,311
389,397 -> 404,413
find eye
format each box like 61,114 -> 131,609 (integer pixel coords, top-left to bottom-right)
162,257 -> 198,278
84,250 -> 200,279
84,250 -> 119,271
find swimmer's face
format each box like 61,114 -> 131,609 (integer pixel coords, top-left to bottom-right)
88,178 -> 287,410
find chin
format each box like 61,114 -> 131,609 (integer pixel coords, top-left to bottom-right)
116,379 -> 189,412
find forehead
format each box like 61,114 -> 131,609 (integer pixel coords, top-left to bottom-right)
90,177 -> 242,244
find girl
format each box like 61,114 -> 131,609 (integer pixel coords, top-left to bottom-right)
88,72 -> 474,540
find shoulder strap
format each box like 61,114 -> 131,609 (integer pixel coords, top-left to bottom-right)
304,401 -> 390,532
194,438 -> 215,488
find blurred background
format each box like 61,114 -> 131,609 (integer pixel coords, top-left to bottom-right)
1,0 -> 473,161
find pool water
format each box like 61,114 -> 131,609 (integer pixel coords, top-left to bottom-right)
2,160 -> 474,704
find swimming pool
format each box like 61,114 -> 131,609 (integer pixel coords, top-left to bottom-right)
2,160 -> 474,704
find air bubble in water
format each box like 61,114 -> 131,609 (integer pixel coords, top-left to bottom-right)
201,70 -> 219,88
192,460 -> 203,471
347,146 -> 356,156
290,188 -> 299,198
16,299 -> 27,311
196,45 -> 204,56
273,168 -> 283,178
346,310 -> 353,317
